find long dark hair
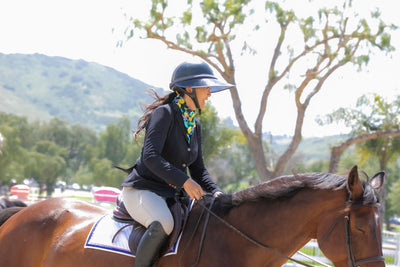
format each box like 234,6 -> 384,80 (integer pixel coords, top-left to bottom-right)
134,89 -> 177,141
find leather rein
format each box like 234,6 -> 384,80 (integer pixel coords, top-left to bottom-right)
188,198 -> 384,267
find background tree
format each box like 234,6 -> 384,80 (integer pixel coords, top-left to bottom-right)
0,132 -> 3,156
97,116 -> 131,164
0,108 -> 241,193
206,127 -> 261,191
199,104 -> 236,162
120,0 -> 396,180
318,94 -> 400,173
89,157 -> 121,187
119,136 -> 143,168
0,113 -> 29,183
388,164 -> 400,222
66,124 -> 98,178
354,95 -> 400,173
27,141 -> 67,196
37,118 -> 71,148
318,93 -> 400,229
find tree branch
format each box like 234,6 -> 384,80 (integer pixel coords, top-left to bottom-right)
329,130 -> 400,173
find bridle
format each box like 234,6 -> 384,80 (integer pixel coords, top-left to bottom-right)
188,197 -> 385,267
320,203 -> 385,267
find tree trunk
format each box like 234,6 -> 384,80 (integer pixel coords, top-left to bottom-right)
329,146 -> 347,173
274,108 -> 305,177
228,84 -> 271,180
249,133 -> 270,182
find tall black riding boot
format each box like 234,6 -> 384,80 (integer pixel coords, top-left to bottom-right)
133,221 -> 168,267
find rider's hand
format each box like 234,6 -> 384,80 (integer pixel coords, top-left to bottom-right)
214,191 -> 223,198
183,178 -> 204,200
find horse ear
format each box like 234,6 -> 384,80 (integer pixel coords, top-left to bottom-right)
369,171 -> 385,190
347,165 -> 364,200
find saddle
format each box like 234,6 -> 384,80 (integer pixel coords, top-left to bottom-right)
112,195 -> 190,255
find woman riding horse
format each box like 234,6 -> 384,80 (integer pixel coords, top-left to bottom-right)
119,61 -> 232,267
0,165 -> 385,266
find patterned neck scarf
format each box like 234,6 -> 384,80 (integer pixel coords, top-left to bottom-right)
173,95 -> 196,144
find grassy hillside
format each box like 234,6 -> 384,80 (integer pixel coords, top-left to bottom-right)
0,53 -> 164,130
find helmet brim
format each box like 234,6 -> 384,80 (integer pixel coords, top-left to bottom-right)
172,77 -> 234,93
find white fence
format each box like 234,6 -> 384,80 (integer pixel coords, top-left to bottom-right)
383,230 -> 400,266
283,231 -> 399,266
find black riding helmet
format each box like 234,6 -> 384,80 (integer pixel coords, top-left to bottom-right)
169,61 -> 234,113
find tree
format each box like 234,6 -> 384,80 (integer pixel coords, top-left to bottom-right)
24,141 -> 67,196
97,116 -> 131,164
32,117 -> 98,185
67,124 -> 98,177
89,157 -> 122,187
388,164 -> 400,218
354,95 -> 400,172
0,113 -> 29,183
0,132 -> 3,156
319,93 -> 400,229
199,103 -> 236,162
121,0 -> 397,180
120,136 -> 143,168
318,94 -> 400,173
210,131 -> 259,191
37,118 -> 71,148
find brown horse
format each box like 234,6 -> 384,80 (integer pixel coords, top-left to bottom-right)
0,165 -> 385,267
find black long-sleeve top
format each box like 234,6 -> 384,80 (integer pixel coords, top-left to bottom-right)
121,102 -> 221,198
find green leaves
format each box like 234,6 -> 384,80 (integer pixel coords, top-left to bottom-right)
198,103 -> 236,162
150,0 -> 168,20
195,26 -> 208,43
181,10 -> 192,25
380,32 -> 392,49
319,93 -> 400,134
97,116 -> 131,164
265,1 -> 295,25
299,16 -> 316,42
122,0 -> 254,66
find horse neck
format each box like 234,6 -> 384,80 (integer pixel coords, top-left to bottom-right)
225,188 -> 346,265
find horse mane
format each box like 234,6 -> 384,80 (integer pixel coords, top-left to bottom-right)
210,172 -> 379,216
231,172 -> 347,206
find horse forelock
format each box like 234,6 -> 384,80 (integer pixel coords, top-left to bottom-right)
231,172 -> 348,206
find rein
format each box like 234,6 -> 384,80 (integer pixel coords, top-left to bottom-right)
178,197 -> 215,267
193,198 -> 315,267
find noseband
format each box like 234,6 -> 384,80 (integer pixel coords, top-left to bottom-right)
344,214 -> 385,266
321,207 -> 385,266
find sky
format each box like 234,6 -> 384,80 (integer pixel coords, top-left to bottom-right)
0,0 -> 399,137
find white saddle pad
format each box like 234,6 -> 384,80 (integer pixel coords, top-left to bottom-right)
84,214 -> 183,257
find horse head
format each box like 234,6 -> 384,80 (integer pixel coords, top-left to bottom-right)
317,165 -> 385,267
